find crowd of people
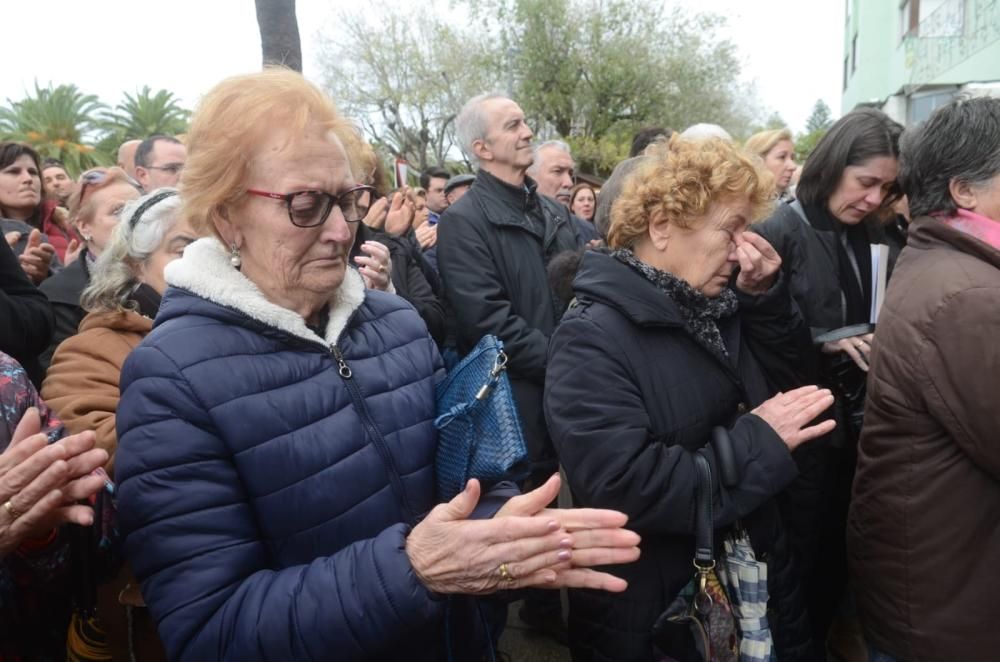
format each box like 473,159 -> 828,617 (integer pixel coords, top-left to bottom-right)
0,66 -> 997,662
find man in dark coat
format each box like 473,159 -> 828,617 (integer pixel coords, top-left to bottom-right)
436,93 -> 584,640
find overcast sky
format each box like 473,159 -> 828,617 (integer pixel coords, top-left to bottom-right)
1,0 -> 843,135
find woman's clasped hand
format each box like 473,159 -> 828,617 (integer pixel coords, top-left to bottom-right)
406,473 -> 640,595
0,408 -> 107,558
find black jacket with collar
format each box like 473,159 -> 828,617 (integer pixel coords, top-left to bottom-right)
0,238 -> 53,387
38,249 -> 90,373
755,201 -> 901,345
436,168 -> 583,476
351,223 -> 447,346
544,251 -> 814,661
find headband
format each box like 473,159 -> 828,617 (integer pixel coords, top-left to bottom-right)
129,190 -> 178,229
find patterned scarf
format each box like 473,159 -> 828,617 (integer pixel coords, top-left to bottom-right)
613,248 -> 738,360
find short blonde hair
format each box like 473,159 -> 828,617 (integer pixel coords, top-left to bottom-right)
181,67 -> 366,237
608,136 -> 774,250
744,128 -> 794,159
68,167 -> 136,228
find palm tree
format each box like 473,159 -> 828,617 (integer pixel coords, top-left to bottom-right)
255,0 -> 302,72
102,86 -> 191,140
0,82 -> 107,175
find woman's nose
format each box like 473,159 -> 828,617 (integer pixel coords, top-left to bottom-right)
322,208 -> 353,243
865,187 -> 884,206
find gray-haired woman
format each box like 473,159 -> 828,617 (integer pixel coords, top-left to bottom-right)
848,95 -> 1000,662
42,189 -> 195,471
41,188 -> 194,660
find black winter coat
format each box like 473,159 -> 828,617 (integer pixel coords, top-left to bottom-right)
0,240 -> 53,387
755,202 -> 901,346
545,251 -> 814,662
38,250 -> 89,373
437,169 -> 582,480
755,202 -> 906,640
352,224 -> 447,345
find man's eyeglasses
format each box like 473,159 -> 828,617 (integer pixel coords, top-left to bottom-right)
245,184 -> 376,227
144,163 -> 184,175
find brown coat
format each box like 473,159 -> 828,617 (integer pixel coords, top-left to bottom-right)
41,309 -> 164,661
848,216 -> 1000,661
41,309 -> 151,474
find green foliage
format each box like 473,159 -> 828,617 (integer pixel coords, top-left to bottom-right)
565,133 -> 631,176
321,0 -> 764,177
750,111 -> 789,134
102,86 -> 190,141
486,0 -> 761,152
0,82 -> 108,175
96,86 -> 191,166
0,83 -> 191,177
805,99 -> 834,133
795,129 -> 827,162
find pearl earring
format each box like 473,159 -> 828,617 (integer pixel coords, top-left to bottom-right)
229,242 -> 242,269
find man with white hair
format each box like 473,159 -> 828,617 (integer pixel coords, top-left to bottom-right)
436,93 -> 584,644
528,140 -> 575,206
680,122 -> 733,142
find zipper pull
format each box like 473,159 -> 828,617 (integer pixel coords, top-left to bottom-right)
330,345 -> 352,379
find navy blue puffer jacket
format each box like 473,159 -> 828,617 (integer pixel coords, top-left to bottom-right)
115,238 -> 500,661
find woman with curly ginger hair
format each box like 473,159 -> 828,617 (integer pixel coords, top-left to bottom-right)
546,136 -> 834,661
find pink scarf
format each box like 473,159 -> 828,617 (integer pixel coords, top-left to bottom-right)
941,208 -> 1000,251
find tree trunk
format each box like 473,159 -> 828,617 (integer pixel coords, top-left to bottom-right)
255,0 -> 303,72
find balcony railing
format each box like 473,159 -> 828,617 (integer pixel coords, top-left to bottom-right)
905,0 -> 1000,84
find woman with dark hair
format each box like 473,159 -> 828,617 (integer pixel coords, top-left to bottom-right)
0,142 -> 80,283
569,183 -> 596,223
848,96 -> 1000,662
755,107 -> 904,648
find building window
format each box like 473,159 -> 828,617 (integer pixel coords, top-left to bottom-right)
852,34 -> 858,73
900,0 -> 919,39
907,89 -> 956,124
844,56 -> 850,91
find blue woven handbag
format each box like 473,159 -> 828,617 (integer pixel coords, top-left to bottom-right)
434,335 -> 529,502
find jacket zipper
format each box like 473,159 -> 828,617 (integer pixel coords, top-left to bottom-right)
330,345 -> 417,524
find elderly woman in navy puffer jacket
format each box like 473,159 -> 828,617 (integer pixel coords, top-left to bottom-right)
114,69 -> 641,662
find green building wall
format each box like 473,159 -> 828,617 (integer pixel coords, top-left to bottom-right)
842,0 -> 1000,121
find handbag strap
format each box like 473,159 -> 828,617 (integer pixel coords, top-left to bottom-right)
691,453 -> 716,615
693,453 -> 714,568
333,346 -> 418,525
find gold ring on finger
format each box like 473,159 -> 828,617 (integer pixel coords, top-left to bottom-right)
4,499 -> 22,520
378,264 -> 387,273
498,562 -> 515,583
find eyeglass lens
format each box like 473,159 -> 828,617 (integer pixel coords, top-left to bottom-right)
289,188 -> 369,226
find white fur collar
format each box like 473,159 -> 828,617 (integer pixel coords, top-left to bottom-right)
164,237 -> 366,346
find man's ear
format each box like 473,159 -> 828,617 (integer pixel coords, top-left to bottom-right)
473,138 -> 492,164
949,177 -> 978,210
647,208 -> 672,252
